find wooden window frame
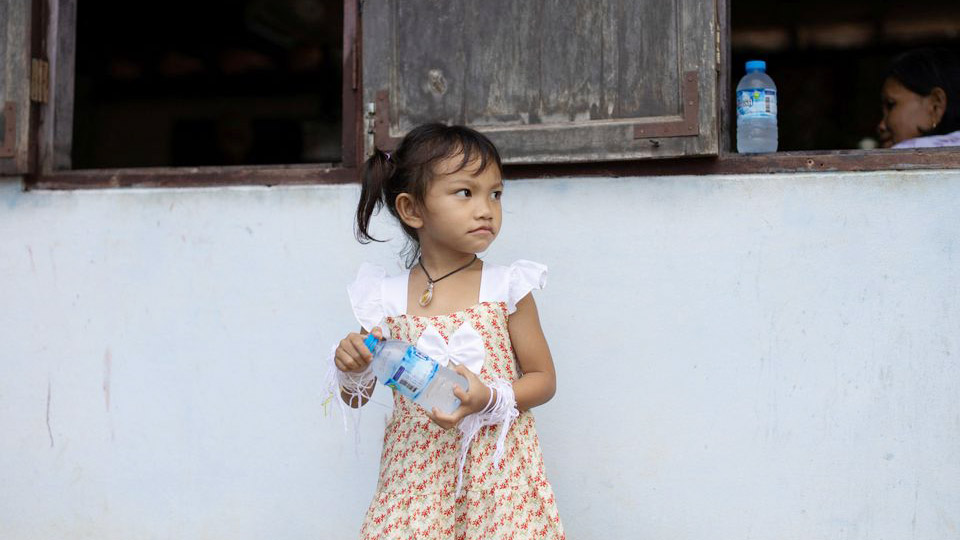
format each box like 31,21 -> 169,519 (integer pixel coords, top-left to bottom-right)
28,0 -> 364,190
26,0 -> 960,190
507,0 -> 960,180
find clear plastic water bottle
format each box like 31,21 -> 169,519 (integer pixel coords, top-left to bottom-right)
364,334 -> 469,415
736,60 -> 778,153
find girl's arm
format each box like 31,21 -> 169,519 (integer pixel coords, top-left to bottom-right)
506,294 -> 557,411
334,327 -> 381,408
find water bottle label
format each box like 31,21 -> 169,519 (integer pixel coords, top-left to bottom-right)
737,88 -> 777,118
384,347 -> 438,400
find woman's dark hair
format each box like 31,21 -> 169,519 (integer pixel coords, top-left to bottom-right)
355,123 -> 503,266
886,47 -> 960,136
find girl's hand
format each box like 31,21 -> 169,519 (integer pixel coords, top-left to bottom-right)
334,327 -> 382,373
426,363 -> 493,430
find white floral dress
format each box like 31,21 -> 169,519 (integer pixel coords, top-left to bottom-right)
347,260 -> 565,540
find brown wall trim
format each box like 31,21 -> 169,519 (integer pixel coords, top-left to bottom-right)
504,149 -> 960,179
30,164 -> 359,190
28,148 -> 960,190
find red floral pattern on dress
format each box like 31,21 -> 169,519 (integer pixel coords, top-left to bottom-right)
359,301 -> 564,540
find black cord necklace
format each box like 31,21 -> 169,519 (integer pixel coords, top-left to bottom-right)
417,255 -> 478,307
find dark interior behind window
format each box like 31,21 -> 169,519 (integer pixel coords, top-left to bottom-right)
73,0 -> 343,169
731,0 -> 960,152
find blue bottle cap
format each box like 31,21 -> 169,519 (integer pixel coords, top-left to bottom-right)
363,333 -> 380,353
745,60 -> 766,72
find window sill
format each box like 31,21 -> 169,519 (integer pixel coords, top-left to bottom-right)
28,163 -> 358,190
504,147 -> 960,179
26,148 -> 960,190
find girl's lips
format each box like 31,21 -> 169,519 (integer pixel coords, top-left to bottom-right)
469,227 -> 494,235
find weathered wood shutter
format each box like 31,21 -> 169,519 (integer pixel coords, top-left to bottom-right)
0,0 -> 36,176
362,0 -> 719,163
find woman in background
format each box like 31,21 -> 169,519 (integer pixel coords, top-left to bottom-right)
877,48 -> 960,148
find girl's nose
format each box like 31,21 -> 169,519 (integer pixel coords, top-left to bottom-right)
475,198 -> 493,218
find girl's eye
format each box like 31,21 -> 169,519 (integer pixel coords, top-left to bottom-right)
455,189 -> 471,197
491,190 -> 503,200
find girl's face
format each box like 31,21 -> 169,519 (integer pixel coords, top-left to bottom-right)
416,153 -> 503,257
877,77 -> 938,147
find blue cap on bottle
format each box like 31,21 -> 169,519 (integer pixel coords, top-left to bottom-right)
363,333 -> 380,354
745,60 -> 766,72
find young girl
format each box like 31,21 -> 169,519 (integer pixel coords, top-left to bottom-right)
326,124 -> 565,539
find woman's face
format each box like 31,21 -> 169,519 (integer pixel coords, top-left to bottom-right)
877,77 -> 936,147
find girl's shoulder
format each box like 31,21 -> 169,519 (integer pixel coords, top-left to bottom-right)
346,262 -> 408,332
478,259 -> 548,314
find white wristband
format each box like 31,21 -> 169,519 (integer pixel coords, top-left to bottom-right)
322,343 -> 375,437
336,363 -> 375,407
453,378 -> 519,496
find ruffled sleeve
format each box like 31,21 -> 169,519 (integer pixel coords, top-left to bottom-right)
506,259 -> 548,314
346,263 -> 386,332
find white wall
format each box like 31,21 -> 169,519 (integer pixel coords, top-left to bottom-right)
0,171 -> 957,540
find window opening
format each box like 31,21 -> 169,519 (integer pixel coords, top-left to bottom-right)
73,0 -> 343,169
731,0 -> 960,152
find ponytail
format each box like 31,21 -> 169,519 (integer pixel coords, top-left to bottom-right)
352,124 -> 503,267
355,149 -> 394,244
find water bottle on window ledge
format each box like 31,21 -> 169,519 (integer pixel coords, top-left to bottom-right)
364,334 -> 469,415
736,60 -> 778,153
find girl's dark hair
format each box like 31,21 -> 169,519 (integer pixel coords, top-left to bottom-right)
886,47 -> 960,136
356,123 -> 503,266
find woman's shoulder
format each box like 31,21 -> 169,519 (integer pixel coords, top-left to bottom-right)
893,129 -> 960,148
481,259 -> 548,314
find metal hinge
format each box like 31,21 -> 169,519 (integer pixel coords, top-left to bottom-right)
715,29 -> 721,71
365,101 -> 376,157
364,92 -> 402,156
30,58 -> 49,104
371,90 -> 401,152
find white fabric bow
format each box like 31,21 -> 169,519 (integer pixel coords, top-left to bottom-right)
415,324 -> 485,375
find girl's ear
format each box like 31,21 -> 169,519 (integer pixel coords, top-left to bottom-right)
928,86 -> 947,127
395,193 -> 424,230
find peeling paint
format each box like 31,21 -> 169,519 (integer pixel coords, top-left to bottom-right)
45,378 -> 54,448
426,68 -> 447,96
26,245 -> 35,273
103,349 -> 112,412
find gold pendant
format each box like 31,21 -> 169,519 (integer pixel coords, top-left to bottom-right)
419,283 -> 434,307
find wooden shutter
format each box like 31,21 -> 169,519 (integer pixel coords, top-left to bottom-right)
362,0 -> 719,163
0,0 -> 36,176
